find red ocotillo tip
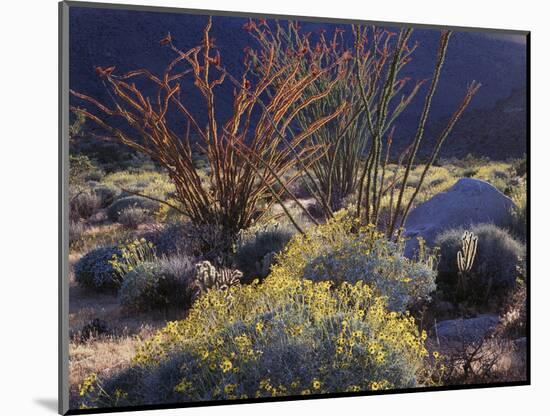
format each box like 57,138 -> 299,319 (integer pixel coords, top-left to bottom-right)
160,32 -> 172,45
95,66 -> 115,77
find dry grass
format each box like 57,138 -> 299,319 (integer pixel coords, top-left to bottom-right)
69,335 -> 142,407
68,257 -> 187,408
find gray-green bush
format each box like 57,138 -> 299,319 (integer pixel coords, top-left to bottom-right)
235,223 -> 296,282
435,223 -> 525,303
92,184 -> 121,208
146,223 -> 190,256
118,255 -> 195,312
107,196 -> 159,222
118,207 -> 150,229
70,191 -> 102,219
74,245 -> 122,291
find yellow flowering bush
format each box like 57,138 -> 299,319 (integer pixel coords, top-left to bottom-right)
84,271 -> 430,407
272,210 -> 437,311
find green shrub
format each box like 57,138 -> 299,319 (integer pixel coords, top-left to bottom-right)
107,196 -> 159,222
235,223 -> 295,282
82,274 -> 432,408
435,223 -> 525,303
69,154 -> 102,187
118,207 -> 150,229
275,211 -> 437,312
109,238 -> 157,278
118,266 -> 160,308
119,255 -> 195,312
74,245 -> 122,290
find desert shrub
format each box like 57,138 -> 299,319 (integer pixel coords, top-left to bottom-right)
109,238 -> 157,278
82,274 -> 431,407
154,196 -> 186,223
119,255 -> 195,312
74,245 -> 122,290
235,223 -> 296,282
86,169 -> 105,182
78,319 -> 111,342
160,254 -> 197,308
75,239 -> 157,291
118,207 -> 150,229
107,196 -> 159,222
145,222 -> 232,262
506,184 -> 527,241
69,154 -> 102,187
119,263 -> 166,311
474,163 -> 514,195
511,156 -> 527,177
273,211 -> 437,312
435,224 -> 525,304
462,167 -> 479,178
92,184 -> 121,208
496,279 -> 527,340
288,175 -> 316,199
70,191 -> 102,219
146,223 -> 190,257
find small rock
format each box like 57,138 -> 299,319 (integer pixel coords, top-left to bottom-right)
434,314 -> 499,351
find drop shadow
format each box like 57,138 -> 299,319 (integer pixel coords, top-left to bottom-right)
34,398 -> 58,413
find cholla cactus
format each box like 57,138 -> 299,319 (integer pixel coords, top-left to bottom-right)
193,261 -> 242,297
457,231 -> 478,273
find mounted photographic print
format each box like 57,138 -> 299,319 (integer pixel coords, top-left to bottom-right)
59,1 -> 530,414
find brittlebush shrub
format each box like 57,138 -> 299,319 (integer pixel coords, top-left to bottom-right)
80,275 -> 431,407
274,211 -> 437,312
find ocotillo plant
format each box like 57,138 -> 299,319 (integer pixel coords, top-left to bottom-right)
244,22 -> 424,212
71,17 -> 346,238
351,25 -> 481,236
242,21 -> 479,235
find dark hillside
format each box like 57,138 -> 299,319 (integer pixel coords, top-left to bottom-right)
69,7 -> 527,160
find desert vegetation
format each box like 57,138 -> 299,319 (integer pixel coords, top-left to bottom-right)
67,15 -> 528,411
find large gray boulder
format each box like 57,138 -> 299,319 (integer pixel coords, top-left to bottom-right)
404,178 -> 514,256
